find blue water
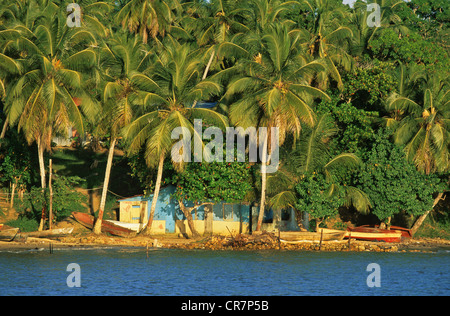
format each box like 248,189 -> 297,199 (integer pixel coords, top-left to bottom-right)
0,247 -> 449,296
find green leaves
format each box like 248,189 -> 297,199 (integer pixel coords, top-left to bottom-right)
172,159 -> 253,205
295,172 -> 345,223
356,130 -> 445,222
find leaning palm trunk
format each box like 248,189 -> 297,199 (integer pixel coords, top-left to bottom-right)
140,151 -> 165,236
0,118 -> 8,140
37,138 -> 47,231
93,137 -> 117,235
411,192 -> 444,236
256,133 -> 269,232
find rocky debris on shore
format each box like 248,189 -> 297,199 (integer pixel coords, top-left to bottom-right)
164,231 -> 402,252
2,229 -> 450,253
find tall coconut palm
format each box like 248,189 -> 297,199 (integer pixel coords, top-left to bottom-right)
223,24 -> 330,231
123,37 -> 227,237
92,33 -> 154,234
4,6 -> 99,230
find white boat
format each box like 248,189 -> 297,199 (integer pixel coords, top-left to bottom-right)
105,220 -> 143,232
279,231 -> 345,242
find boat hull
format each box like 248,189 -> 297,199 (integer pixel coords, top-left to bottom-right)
105,220 -> 142,232
0,225 -> 20,242
319,228 -> 402,243
71,212 -> 136,238
280,231 -> 345,242
359,225 -> 412,239
18,227 -> 74,239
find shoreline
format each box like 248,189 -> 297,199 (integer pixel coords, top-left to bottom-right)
1,233 -> 450,253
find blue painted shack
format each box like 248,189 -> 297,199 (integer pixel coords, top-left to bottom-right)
118,186 -> 178,234
118,185 -> 303,235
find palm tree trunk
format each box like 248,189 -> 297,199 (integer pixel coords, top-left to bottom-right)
0,118 -> 8,139
192,50 -> 215,109
411,192 -> 444,236
10,182 -> 16,209
48,159 -> 53,230
37,138 -> 46,231
178,200 -> 201,238
37,139 -> 46,189
256,132 -> 269,232
141,151 -> 165,236
93,138 -> 117,234
202,50 -> 215,80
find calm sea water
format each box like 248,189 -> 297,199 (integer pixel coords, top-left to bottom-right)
0,247 -> 448,296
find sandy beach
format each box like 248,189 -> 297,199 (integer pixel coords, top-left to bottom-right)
1,232 -> 450,253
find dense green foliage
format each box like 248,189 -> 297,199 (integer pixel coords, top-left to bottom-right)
0,0 -> 448,234
295,172 -> 345,226
356,130 -> 445,222
172,160 -> 253,204
11,175 -> 87,230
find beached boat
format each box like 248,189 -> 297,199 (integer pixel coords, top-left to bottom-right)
319,227 -> 402,243
359,225 -> 412,239
17,227 -> 74,239
105,220 -> 142,232
0,225 -> 20,242
71,212 -> 136,238
280,230 -> 345,242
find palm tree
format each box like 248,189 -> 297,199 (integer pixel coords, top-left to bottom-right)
384,68 -> 448,236
267,114 -> 371,230
245,0 -> 294,33
92,33 -> 154,234
0,0 -> 37,141
293,0 -> 354,90
181,0 -> 251,101
116,0 -> 181,43
0,26 -> 22,142
4,5 -> 99,230
386,75 -> 449,174
123,37 -> 227,237
383,62 -> 426,128
349,0 -> 410,57
222,24 -> 330,231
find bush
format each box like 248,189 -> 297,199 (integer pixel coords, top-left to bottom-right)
369,29 -> 449,73
355,130 -> 445,225
5,217 -> 39,232
14,175 -> 88,229
295,172 -> 345,229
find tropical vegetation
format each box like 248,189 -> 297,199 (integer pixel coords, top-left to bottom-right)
0,0 -> 448,237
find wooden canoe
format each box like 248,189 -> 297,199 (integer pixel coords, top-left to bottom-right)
280,230 -> 345,242
71,211 -> 136,238
0,225 -> 20,242
17,227 -> 74,239
319,227 -> 402,243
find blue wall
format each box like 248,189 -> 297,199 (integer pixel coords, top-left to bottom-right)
118,186 -> 299,233
119,185 -> 179,233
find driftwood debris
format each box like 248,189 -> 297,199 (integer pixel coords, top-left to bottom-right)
203,231 -> 279,249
